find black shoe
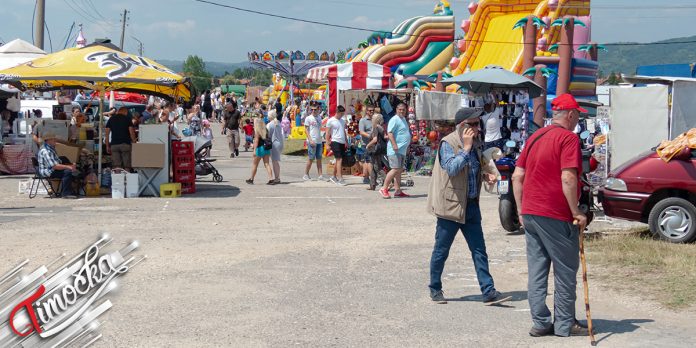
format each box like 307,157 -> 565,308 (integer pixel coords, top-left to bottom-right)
267,180 -> 276,185
568,320 -> 589,336
245,179 -> 253,185
430,290 -> 447,304
529,326 -> 554,337
483,291 -> 512,305
235,149 -> 239,156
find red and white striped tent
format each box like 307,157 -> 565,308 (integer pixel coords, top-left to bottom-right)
307,62 -> 391,116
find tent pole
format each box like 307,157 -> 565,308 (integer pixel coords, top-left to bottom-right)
98,95 -> 104,186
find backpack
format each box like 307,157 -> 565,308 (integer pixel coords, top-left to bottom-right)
263,130 -> 273,150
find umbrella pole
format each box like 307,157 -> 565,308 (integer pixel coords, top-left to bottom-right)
98,95 -> 104,186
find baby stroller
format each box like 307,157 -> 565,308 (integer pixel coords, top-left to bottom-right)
182,136 -> 223,182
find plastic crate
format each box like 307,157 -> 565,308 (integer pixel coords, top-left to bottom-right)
173,155 -> 194,164
174,168 -> 195,182
173,159 -> 194,170
159,183 -> 181,198
172,147 -> 194,156
180,181 -> 196,194
172,141 -> 194,151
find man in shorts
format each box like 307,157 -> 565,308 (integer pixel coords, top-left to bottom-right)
303,103 -> 326,181
359,105 -> 374,184
326,105 -> 348,186
379,103 -> 410,198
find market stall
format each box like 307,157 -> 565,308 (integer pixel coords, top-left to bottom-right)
307,62 -> 392,116
0,41 -> 191,197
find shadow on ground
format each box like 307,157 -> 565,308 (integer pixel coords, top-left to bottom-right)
592,318 -> 654,344
446,290 -> 528,304
187,183 -> 240,198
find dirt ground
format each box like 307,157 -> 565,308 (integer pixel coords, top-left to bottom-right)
1,124 -> 695,347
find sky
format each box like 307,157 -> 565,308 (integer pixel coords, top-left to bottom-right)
2,0 -> 696,63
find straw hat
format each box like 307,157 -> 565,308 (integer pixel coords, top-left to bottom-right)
42,131 -> 58,140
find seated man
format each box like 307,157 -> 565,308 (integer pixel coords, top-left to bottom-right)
37,132 -> 77,198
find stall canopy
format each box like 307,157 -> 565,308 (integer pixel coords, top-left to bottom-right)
0,41 -> 191,100
0,38 -> 46,95
442,65 -> 544,98
0,41 -> 191,184
307,62 -> 391,116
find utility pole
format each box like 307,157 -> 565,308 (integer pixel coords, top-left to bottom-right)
119,9 -> 129,50
35,0 -> 46,49
131,36 -> 143,56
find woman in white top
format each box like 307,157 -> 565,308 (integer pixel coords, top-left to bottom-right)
481,102 -> 505,150
266,110 -> 284,184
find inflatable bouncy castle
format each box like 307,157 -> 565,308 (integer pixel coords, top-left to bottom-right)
453,0 -> 592,75
345,1 -> 455,76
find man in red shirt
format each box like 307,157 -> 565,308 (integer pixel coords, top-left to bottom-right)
511,93 -> 589,338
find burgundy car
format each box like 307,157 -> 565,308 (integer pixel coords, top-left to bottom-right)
599,149 -> 696,243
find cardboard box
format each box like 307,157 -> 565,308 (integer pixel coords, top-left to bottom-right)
341,166 -> 351,176
132,143 -> 165,168
326,163 -> 335,175
55,143 -> 82,163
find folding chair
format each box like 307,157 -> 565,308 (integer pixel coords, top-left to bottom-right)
29,157 -> 60,198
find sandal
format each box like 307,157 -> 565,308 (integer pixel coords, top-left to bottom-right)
245,179 -> 253,185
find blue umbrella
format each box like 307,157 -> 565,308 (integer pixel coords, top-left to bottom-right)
442,65 -> 545,98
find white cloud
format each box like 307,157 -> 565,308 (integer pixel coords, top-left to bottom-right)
349,16 -> 396,29
144,19 -> 196,38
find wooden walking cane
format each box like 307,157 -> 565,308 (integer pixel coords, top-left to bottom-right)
575,220 -> 597,346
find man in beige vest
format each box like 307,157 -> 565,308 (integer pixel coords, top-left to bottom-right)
426,108 -> 509,305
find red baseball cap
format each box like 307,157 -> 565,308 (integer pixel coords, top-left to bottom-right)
551,93 -> 587,113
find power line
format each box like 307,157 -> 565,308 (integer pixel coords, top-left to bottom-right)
193,0 -> 696,48
44,20 -> 53,52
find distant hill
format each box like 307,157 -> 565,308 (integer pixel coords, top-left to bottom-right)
598,35 -> 696,76
155,59 -> 251,76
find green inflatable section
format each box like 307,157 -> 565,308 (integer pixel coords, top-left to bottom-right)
397,41 -> 451,75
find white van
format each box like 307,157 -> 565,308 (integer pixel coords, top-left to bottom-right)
19,99 -> 59,119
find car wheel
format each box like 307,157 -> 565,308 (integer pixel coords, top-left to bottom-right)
499,197 -> 520,232
648,197 -> 696,243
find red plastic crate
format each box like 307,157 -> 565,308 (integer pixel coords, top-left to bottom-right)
172,141 -> 194,150
174,160 -> 194,170
173,147 -> 194,156
180,181 -> 196,194
174,169 -> 195,182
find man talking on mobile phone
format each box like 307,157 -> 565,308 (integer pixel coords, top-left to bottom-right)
426,108 -> 509,305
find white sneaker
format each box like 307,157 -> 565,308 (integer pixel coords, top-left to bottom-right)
337,179 -> 347,186
329,176 -> 338,184
302,175 -> 311,181
317,175 -> 328,181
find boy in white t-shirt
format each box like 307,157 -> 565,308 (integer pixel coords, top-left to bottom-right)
325,105 -> 348,186
303,103 -> 327,181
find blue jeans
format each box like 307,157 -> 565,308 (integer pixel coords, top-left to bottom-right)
429,203 -> 496,297
50,169 -> 74,196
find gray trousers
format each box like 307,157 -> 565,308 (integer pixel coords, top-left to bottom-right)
523,214 -> 579,336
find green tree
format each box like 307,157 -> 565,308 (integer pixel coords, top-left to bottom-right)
606,72 -> 623,85
182,55 -> 212,93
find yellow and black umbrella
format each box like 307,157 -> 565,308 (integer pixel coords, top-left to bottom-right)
0,41 -> 191,182
0,41 -> 190,100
